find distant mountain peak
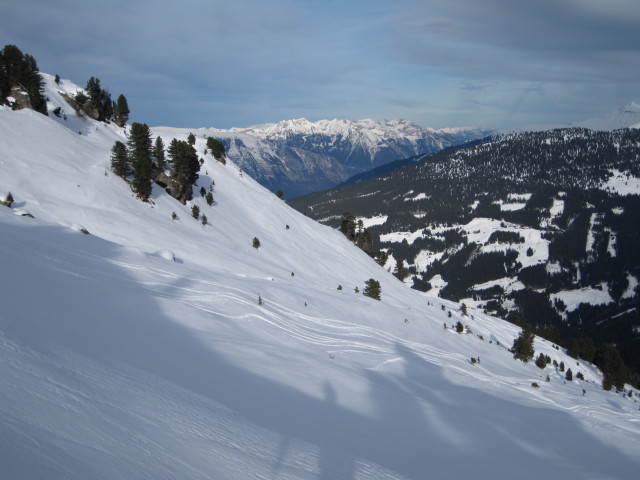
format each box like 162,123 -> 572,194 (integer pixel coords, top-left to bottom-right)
573,102 -> 640,131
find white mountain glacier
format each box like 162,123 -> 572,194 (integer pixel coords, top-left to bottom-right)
1,73 -> 640,479
154,118 -> 491,197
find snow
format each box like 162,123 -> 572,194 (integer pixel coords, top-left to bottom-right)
601,169 -> 640,196
499,202 -> 526,211
1,77 -> 640,479
623,275 -> 639,300
357,215 -> 387,228
463,218 -> 549,268
550,285 -> 613,312
404,192 -> 429,202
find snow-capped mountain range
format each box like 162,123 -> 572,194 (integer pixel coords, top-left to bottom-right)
154,119 -> 492,197
1,73 -> 640,479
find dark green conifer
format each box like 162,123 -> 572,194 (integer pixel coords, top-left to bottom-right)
114,94 -> 130,126
154,136 -> 166,170
596,344 -> 627,391
363,278 -> 381,301
128,122 -> 154,200
206,136 -> 226,163
511,324 -> 535,363
168,139 -> 200,187
110,140 -> 129,177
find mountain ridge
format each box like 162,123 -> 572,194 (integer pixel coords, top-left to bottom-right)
153,118 -> 492,197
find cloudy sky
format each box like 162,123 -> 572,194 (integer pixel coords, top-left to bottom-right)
2,0 -> 639,129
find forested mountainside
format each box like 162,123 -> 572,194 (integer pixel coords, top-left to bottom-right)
289,128 -> 640,378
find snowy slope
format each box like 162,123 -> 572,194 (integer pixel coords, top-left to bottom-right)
1,77 -> 640,479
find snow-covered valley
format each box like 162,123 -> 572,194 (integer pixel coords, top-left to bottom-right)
1,76 -> 640,479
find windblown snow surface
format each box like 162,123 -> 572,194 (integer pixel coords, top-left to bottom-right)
1,76 -> 640,480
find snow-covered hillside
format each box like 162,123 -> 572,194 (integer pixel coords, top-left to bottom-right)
1,77 -> 640,479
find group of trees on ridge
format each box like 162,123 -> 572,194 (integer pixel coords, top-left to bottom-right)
0,44 -> 47,114
111,124 -> 227,204
73,76 -> 129,126
1,44 -> 130,127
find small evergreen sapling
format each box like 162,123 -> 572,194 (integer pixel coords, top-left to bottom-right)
2,192 -> 14,207
191,205 -> 200,219
535,352 -> 547,369
205,191 -> 214,206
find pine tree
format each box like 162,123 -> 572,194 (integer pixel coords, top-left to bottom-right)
363,278 -> 381,301
565,368 -> 573,381
455,321 -> 464,333
128,122 -> 154,200
340,212 -> 356,240
395,258 -> 408,281
535,352 -> 547,369
110,140 -> 129,177
114,94 -> 130,126
2,191 -> 13,207
205,191 -> 214,206
206,136 -> 226,163
85,76 -> 112,121
154,136 -> 166,170
596,344 -> 627,391
511,325 -> 535,363
168,139 -> 200,186
187,132 -> 196,145
191,205 -> 200,219
253,237 -> 261,249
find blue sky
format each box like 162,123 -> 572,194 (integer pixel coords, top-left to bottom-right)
2,0 -> 639,129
